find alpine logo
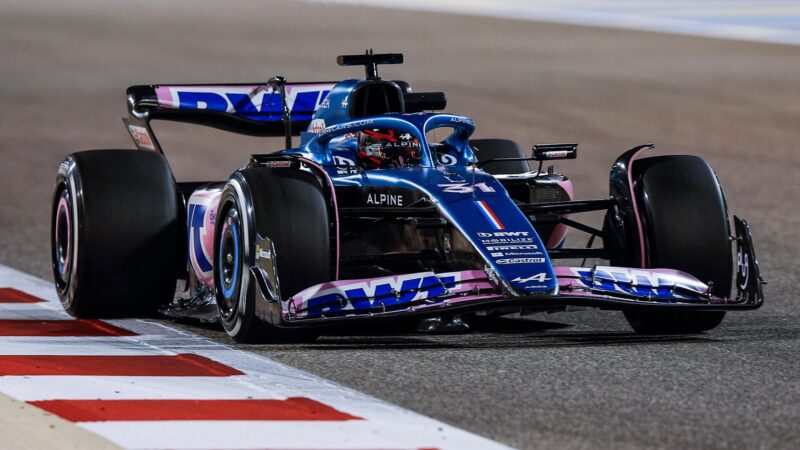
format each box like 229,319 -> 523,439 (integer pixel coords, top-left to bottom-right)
366,192 -> 404,206
512,273 -> 551,283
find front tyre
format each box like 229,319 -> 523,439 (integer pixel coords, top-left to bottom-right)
623,155 -> 731,334
214,168 -> 330,343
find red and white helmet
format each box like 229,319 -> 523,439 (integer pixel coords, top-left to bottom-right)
357,129 -> 421,169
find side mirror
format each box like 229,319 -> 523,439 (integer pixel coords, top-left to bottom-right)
532,143 -> 578,161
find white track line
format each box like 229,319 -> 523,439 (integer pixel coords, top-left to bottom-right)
0,307 -> 71,320
0,264 -> 511,450
0,337 -> 173,355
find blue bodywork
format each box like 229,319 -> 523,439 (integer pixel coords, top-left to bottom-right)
275,83 -> 560,296
134,75 -> 763,323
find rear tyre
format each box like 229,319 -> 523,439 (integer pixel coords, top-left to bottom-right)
623,155 -> 731,334
214,168 -> 330,343
52,150 -> 179,317
470,139 -> 531,175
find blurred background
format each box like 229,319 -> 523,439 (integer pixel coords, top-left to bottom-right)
1,1 -> 798,448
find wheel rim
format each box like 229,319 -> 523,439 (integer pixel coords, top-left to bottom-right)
217,206 -> 241,320
53,187 -> 73,291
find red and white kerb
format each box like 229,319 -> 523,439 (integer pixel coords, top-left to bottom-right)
0,264 -> 509,450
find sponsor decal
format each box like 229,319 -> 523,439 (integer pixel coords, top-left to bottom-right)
512,273 -> 551,283
543,150 -> 569,158
479,238 -> 535,244
309,118 -> 326,133
573,267 -> 708,298
365,192 -> 404,206
496,258 -> 545,264
157,84 -> 333,121
520,284 -> 550,290
333,155 -> 355,166
262,160 -> 292,168
382,140 -> 421,151
490,252 -> 504,257
254,244 -> 272,260
475,200 -> 505,230
437,153 -> 458,166
486,245 -> 538,251
737,248 -> 750,290
188,203 -> 213,273
478,231 -> 529,238
450,116 -> 475,125
321,119 -> 374,137
341,96 -> 349,109
438,182 -> 495,194
304,272 -> 461,317
441,172 -> 466,183
495,251 -> 544,257
127,125 -> 156,150
399,133 -> 412,141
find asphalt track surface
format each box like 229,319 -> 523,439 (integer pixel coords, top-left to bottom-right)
1,1 -> 799,448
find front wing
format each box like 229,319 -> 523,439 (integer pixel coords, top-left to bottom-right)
268,217 -> 763,327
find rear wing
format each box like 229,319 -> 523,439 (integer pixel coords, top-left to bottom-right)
125,79 -> 446,153
125,82 -> 336,152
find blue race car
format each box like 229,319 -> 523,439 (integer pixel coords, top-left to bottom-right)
51,52 -> 763,342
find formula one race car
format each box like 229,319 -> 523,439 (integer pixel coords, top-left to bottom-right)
51,52 -> 764,342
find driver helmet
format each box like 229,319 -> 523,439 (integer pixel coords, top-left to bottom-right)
357,129 -> 421,169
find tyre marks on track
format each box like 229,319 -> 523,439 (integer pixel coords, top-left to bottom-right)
0,264 -> 510,450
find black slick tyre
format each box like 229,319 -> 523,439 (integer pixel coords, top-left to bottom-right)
624,155 -> 731,334
470,139 -> 531,175
214,167 -> 330,343
52,150 -> 179,317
